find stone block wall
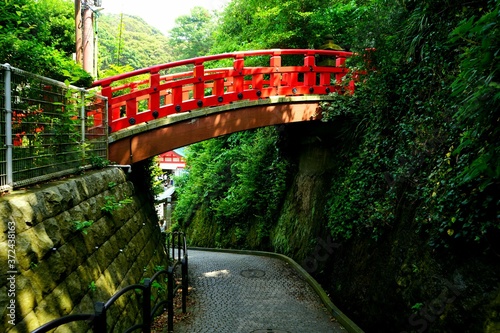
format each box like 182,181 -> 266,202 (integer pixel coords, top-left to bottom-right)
0,168 -> 167,332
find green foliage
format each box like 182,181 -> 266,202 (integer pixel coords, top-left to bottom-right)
449,4 -> 499,190
0,0 -> 92,85
212,0 -> 327,51
140,277 -> 168,300
97,13 -> 173,72
73,220 -> 94,234
101,196 -> 133,215
271,228 -> 292,255
211,0 -> 388,53
88,281 -> 96,293
151,280 -> 166,294
411,302 -> 424,311
154,265 -> 165,272
149,157 -> 165,196
90,155 -> 111,169
173,127 -> 290,248
321,0 -> 499,249
168,7 -> 216,61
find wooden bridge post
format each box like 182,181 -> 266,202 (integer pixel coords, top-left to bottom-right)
193,62 -> 205,107
270,51 -> 282,95
233,55 -> 245,97
149,70 -> 160,117
336,56 -> 355,94
303,52 -> 316,88
335,56 -> 346,84
101,85 -> 114,132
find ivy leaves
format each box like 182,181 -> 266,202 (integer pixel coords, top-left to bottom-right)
322,0 -> 499,248
449,5 -> 500,190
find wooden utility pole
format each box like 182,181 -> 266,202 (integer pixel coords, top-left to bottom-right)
82,2 -> 94,75
75,0 -> 82,65
75,1 -> 97,77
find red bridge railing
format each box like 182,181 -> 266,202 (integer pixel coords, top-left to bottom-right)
92,49 -> 355,133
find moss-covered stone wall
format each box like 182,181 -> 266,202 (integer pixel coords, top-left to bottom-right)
0,168 -> 166,333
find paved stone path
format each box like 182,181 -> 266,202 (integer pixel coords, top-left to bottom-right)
174,249 -> 346,333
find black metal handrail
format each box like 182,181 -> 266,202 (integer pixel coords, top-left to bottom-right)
163,231 -> 189,332
31,231 -> 188,333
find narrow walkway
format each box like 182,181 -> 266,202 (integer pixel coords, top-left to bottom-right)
174,249 -> 346,333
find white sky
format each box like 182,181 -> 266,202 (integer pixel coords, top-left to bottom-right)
99,0 -> 229,35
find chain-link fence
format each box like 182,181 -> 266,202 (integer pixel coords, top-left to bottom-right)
0,64 -> 108,191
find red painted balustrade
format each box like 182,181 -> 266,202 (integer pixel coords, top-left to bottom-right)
92,49 -> 356,133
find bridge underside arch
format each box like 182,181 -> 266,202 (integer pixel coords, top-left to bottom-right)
108,96 -> 333,165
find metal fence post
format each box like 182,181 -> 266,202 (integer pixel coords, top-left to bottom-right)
171,233 -> 175,261
167,267 -> 174,333
142,278 -> 152,333
4,64 -> 13,188
80,89 -> 86,161
93,301 -> 107,333
182,256 -> 188,313
177,232 -> 181,260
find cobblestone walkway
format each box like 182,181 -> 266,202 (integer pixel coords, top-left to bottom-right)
174,249 -> 346,333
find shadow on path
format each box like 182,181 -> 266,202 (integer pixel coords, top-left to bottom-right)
173,249 -> 346,333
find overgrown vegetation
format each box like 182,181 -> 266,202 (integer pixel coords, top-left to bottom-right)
173,128 -> 290,248
170,0 -> 499,331
321,0 -> 499,251
101,195 -> 133,215
0,0 -> 92,85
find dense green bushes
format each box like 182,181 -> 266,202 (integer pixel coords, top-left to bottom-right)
0,0 -> 92,85
173,128 -> 290,248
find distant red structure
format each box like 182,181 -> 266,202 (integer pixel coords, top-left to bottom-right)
157,150 -> 186,176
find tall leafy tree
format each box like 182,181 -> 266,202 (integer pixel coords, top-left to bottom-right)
0,0 -> 92,85
211,0 -> 366,52
167,6 -> 216,60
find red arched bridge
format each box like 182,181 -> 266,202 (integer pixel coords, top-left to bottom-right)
92,49 -> 358,165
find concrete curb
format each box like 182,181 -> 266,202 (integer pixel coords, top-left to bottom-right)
188,246 -> 364,333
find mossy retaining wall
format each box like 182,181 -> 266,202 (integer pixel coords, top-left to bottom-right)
0,168 -> 166,333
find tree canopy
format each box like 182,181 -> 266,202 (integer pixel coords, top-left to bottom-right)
0,0 -> 92,85
167,6 -> 216,60
97,13 -> 173,74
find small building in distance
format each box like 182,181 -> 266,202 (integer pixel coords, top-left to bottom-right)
157,149 -> 186,177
